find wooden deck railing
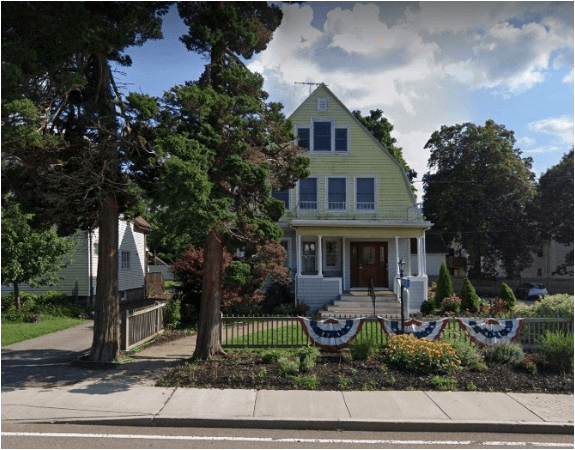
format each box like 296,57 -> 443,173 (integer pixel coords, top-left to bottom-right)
121,300 -> 166,351
221,315 -> 573,350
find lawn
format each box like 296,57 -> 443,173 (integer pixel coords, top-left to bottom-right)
1,316 -> 88,347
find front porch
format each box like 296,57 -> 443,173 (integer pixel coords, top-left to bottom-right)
288,224 -> 431,315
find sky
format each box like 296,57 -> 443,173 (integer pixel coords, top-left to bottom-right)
118,2 -> 574,200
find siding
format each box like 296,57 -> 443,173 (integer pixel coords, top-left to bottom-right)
1,231 -> 89,297
286,85 -> 415,220
118,220 -> 146,292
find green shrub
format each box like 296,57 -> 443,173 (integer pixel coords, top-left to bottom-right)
440,296 -> 461,315
459,278 -> 480,313
532,294 -> 574,319
430,375 -> 458,391
420,298 -> 435,316
349,337 -> 379,360
225,261 -> 252,286
498,283 -> 516,310
384,334 -> 460,373
261,348 -> 290,363
275,356 -> 300,377
536,331 -> 574,372
435,262 -> 455,306
484,342 -> 524,365
443,336 -> 483,368
290,374 -> 318,390
163,298 -> 181,329
295,346 -> 321,373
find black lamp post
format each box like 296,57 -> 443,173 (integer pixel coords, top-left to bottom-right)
398,258 -> 406,334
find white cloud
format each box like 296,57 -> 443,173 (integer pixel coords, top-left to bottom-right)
563,69 -> 574,84
518,136 -> 537,147
528,116 -> 574,144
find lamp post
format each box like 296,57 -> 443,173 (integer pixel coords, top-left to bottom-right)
398,258 -> 406,334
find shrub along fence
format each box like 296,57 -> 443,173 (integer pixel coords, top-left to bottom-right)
221,314 -> 573,351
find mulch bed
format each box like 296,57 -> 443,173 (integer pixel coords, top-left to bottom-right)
159,351 -> 574,393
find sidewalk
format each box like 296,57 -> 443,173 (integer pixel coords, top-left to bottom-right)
2,324 -> 574,434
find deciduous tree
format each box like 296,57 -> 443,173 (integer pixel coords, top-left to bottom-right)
423,120 -> 537,278
1,199 -> 75,311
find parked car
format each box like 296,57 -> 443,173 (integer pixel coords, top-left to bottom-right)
515,283 -> 548,300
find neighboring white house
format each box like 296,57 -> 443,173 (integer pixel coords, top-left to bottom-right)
147,252 -> 174,281
2,216 -> 152,304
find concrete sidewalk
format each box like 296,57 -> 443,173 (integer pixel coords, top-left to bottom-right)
2,323 -> 574,434
2,383 -> 573,434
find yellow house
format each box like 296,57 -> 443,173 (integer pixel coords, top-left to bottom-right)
272,84 -> 432,314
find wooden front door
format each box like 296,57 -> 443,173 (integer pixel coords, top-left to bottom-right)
351,242 -> 388,288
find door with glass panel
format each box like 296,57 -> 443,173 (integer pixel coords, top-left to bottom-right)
351,242 -> 388,287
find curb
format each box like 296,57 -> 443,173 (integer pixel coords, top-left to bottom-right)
5,417 -> 573,435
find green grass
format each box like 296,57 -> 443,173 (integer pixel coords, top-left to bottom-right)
1,315 -> 88,346
164,280 -> 181,291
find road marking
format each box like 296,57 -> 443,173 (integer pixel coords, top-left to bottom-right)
2,432 -> 572,447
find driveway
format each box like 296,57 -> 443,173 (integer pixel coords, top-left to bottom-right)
1,322 -> 177,392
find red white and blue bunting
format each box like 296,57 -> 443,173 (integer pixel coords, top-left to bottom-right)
457,318 -> 523,346
378,317 -> 449,341
298,317 -> 365,352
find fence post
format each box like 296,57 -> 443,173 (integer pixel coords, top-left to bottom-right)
123,310 -> 130,351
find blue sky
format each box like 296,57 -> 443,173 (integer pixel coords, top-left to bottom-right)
118,2 -> 574,200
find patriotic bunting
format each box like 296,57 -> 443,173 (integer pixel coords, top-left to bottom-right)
378,317 -> 448,341
457,318 -> 523,346
298,317 -> 365,352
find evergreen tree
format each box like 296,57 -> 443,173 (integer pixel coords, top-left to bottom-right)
458,278 -> 480,313
498,282 -> 516,311
2,2 -> 169,361
435,262 -> 455,306
157,2 -> 310,359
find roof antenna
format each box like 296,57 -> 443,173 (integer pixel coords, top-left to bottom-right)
294,81 -> 326,95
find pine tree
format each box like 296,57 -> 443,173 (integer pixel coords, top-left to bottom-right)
157,2 -> 310,359
2,2 -> 169,361
498,282 -> 517,311
435,262 -> 455,306
459,278 -> 480,313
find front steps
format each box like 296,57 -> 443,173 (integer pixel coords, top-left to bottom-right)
318,290 -> 402,318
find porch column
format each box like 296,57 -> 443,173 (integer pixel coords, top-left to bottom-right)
394,235 -> 400,296
317,235 -> 323,277
296,233 -> 302,276
422,233 -> 428,276
417,237 -> 423,277
407,238 -> 412,277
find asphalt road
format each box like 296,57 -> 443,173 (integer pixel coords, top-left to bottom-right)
2,424 -> 574,449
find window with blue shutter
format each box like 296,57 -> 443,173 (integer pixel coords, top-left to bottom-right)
297,128 -> 309,149
271,188 -> 290,210
335,128 -> 348,152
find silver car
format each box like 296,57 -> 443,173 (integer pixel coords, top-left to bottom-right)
515,283 -> 548,301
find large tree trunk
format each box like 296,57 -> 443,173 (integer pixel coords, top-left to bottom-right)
90,193 -> 120,361
192,228 -> 226,359
89,52 -> 121,362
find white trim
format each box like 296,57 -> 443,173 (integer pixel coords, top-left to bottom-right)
316,97 -> 328,111
291,219 -> 432,229
325,175 -> 349,212
280,238 -> 292,268
354,175 -> 378,213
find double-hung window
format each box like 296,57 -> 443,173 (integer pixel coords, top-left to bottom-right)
313,121 -> 331,152
327,177 -> 346,211
299,178 -> 318,210
297,127 -> 310,149
335,128 -> 348,152
356,177 -> 375,211
271,188 -> 290,210
121,251 -> 130,269
302,242 -> 316,275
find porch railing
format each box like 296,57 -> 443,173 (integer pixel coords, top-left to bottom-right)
289,201 -> 423,221
221,314 -> 573,351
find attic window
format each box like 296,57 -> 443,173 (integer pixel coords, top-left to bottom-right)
317,97 -> 328,111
